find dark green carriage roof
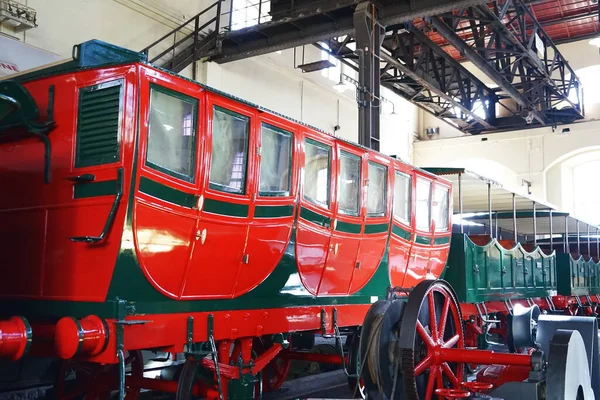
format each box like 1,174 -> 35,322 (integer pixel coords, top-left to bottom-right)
5,39 -> 442,182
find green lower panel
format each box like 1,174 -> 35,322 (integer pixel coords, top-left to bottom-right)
445,234 -> 557,303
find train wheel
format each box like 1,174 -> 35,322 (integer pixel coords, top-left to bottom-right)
398,280 -> 465,400
253,336 -> 291,392
55,350 -> 143,400
347,329 -> 366,399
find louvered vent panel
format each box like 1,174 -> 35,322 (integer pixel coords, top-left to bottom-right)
75,80 -> 123,167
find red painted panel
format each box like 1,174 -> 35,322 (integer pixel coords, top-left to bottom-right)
389,233 -> 413,287
0,209 -> 46,297
295,130 -> 335,296
133,68 -> 202,300
237,219 -> 293,295
296,220 -> 330,296
351,154 -> 392,294
183,216 -> 249,298
43,203 -> 124,300
182,94 -> 256,299
133,201 -> 196,298
388,161 -> 415,287
403,171 -> 434,288
236,113 -> 297,296
0,66 -> 136,301
319,231 -> 360,295
403,242 -> 432,288
319,142 -> 362,295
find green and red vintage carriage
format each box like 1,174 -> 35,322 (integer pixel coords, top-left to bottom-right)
0,40 -> 599,400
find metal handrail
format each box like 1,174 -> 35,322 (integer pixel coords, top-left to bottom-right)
141,0 -> 222,54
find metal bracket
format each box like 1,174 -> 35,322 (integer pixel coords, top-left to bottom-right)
320,308 -> 327,336
207,314 -> 224,400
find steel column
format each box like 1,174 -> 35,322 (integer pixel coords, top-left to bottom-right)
577,221 -> 581,255
354,2 -> 385,150
588,225 -> 591,257
596,228 -> 600,261
459,172 -> 464,234
533,202 -> 537,246
565,216 -> 569,254
549,209 -> 553,252
488,183 -> 492,238
513,193 -> 517,242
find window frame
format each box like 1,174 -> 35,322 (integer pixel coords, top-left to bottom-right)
432,183 -> 451,232
303,137 -> 332,209
367,161 -> 388,217
393,170 -> 412,225
415,177 -> 432,232
258,122 -> 293,197
208,105 -> 251,195
145,83 -> 199,183
337,150 -> 362,217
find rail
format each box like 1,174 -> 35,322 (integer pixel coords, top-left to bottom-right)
141,0 -> 224,71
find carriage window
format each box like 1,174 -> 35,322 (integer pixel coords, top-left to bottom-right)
393,171 -> 411,224
146,86 -> 197,181
338,151 -> 361,216
304,139 -> 331,207
209,107 -> 250,194
433,186 -> 450,231
416,179 -> 432,231
367,162 -> 387,216
259,124 -> 292,196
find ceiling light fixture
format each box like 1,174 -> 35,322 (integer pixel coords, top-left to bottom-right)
333,73 -> 350,93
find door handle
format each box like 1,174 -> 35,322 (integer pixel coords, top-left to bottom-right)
196,228 -> 207,244
68,173 -> 96,183
329,243 -> 339,254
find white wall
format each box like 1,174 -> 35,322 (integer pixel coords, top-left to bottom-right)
415,119 -> 600,207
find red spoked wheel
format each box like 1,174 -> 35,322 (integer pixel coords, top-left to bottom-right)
253,336 -> 291,392
55,350 -> 143,400
398,280 -> 466,400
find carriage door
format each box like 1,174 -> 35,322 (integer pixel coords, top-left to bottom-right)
430,180 -> 451,278
182,97 -> 255,298
134,76 -> 201,299
318,144 -> 364,295
351,156 -> 392,293
404,172 -> 434,286
389,163 -> 414,287
296,133 -> 335,296
234,116 -> 297,296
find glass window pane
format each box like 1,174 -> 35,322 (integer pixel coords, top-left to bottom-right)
416,179 -> 431,231
259,124 -> 292,196
338,151 -> 361,216
209,107 -> 250,194
367,162 -> 387,216
304,139 -> 331,207
393,171 -> 411,223
433,186 -> 450,231
146,87 -> 197,181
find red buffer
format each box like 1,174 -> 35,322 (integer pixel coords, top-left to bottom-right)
0,316 -> 32,360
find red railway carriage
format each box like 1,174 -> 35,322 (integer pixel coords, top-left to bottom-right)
0,40 -> 452,399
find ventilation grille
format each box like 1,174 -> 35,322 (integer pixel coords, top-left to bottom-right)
75,80 -> 123,167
